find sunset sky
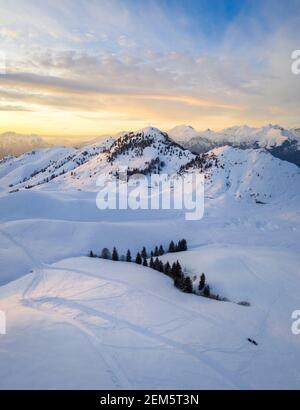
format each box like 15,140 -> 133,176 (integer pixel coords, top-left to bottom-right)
0,0 -> 299,142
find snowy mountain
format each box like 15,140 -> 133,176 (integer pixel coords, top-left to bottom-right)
2,126 -> 299,207
168,124 -> 202,142
182,146 -> 300,204
107,126 -> 194,174
0,132 -> 49,159
0,126 -> 300,389
170,124 -> 300,166
0,127 -> 194,191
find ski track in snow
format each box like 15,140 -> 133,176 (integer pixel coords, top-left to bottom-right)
22,290 -> 248,390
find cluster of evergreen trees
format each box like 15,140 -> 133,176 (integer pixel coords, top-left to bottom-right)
90,239 -> 188,264
167,239 -> 187,253
179,152 -> 219,175
108,132 -> 154,161
89,239 -> 213,298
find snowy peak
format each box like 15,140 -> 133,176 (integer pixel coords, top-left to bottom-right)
104,126 -> 195,177
110,127 -> 167,152
109,127 -> 180,158
168,125 -> 200,142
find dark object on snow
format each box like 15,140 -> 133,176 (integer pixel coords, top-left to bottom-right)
247,338 -> 258,346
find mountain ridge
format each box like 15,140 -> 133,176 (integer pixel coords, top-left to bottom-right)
169,124 -> 300,166
0,127 -> 299,211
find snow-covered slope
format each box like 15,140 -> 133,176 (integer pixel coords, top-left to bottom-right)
182,146 -> 300,204
0,126 -> 300,390
171,124 -> 300,166
0,243 -> 299,389
0,146 -> 75,191
0,144 -> 299,283
0,137 -> 114,192
0,132 -> 49,159
75,135 -> 117,148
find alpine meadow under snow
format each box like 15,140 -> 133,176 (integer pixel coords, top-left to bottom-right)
0,126 -> 300,389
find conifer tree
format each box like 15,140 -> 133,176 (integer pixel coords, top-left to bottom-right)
158,245 -> 165,256
171,262 -> 177,277
89,250 -> 94,258
184,276 -> 193,293
174,276 -> 184,291
150,256 -> 154,269
178,239 -> 187,251
199,273 -> 206,291
175,260 -> 182,278
203,285 -> 210,297
164,262 -> 171,276
143,257 -> 148,267
126,249 -> 132,262
101,248 -> 111,260
135,252 -> 142,264
154,246 -> 159,257
141,247 -> 148,259
112,247 -> 119,261
169,241 -> 176,253
154,258 -> 160,271
158,260 -> 164,273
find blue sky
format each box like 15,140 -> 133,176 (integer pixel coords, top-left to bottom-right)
0,0 -> 299,138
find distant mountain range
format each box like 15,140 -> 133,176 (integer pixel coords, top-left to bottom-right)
1,123 -> 300,167
0,132 -> 49,158
168,124 -> 300,167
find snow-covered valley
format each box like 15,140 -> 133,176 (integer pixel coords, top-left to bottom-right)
0,127 -> 299,389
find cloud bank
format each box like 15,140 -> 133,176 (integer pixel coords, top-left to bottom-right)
0,0 -> 299,137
